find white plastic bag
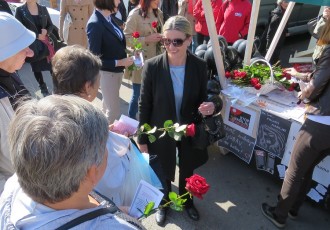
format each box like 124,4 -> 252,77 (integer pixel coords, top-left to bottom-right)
63,12 -> 72,43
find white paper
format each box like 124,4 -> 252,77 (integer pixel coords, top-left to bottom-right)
119,114 -> 139,128
307,188 -> 323,203
128,180 -> 164,218
315,184 -> 327,196
312,156 -> 330,187
277,164 -> 286,179
112,115 -> 139,136
281,121 -> 302,166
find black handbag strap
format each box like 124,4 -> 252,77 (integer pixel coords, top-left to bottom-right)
55,207 -> 117,230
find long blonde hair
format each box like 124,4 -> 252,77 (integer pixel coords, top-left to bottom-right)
317,18 -> 330,45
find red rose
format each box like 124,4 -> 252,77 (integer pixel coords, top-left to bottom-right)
225,71 -> 232,79
132,31 -> 140,38
254,83 -> 262,90
185,174 -> 210,199
239,71 -> 247,78
185,123 -> 195,137
151,21 -> 158,28
250,78 -> 259,86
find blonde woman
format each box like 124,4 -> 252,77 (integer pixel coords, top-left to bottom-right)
123,0 -> 163,119
59,0 -> 94,47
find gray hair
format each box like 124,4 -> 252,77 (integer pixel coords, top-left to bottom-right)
9,95 -> 109,203
163,15 -> 192,37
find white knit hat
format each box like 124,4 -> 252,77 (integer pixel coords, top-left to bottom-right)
0,12 -> 36,62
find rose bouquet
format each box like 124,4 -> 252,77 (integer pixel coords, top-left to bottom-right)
139,174 -> 210,218
127,31 -> 144,72
225,63 -> 299,92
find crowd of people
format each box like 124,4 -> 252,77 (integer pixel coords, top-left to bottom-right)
0,0 -> 330,229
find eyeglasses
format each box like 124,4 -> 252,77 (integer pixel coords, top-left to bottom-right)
161,38 -> 188,47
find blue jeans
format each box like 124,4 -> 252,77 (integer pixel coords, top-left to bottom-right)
128,83 -> 141,119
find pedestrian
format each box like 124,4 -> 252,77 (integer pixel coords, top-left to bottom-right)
123,0 -> 163,119
87,0 -> 134,123
15,0 -> 54,96
261,18 -> 330,229
161,0 -> 177,21
0,12 -> 34,193
178,0 -> 197,52
137,15 -> 218,226
127,0 -> 139,15
259,0 -> 289,64
215,0 -> 252,45
193,0 -> 222,46
0,95 -> 142,229
59,0 -> 94,47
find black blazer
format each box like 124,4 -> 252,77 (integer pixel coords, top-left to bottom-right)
87,10 -> 127,73
138,51 -> 209,180
15,3 -> 54,38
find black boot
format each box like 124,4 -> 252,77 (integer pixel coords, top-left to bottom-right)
40,83 -> 49,97
155,207 -> 167,226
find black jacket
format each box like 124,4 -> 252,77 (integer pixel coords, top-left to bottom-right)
0,0 -> 12,15
87,10 -> 127,73
259,5 -> 288,63
138,52 -> 208,180
304,46 -> 330,116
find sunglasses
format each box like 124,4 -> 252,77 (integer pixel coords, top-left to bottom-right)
161,38 -> 188,47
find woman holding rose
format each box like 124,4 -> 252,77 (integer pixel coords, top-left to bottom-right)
123,0 -> 163,119
137,16 -> 217,226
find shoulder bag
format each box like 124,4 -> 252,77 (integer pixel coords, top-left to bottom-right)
191,112 -> 226,150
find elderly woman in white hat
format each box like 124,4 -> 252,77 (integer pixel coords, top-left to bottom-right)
0,12 -> 35,193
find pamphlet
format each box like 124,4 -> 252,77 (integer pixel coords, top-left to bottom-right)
128,180 -> 164,218
112,115 -> 139,136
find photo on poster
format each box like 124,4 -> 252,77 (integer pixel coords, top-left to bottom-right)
266,153 -> 276,175
224,103 -> 257,137
256,110 -> 291,158
255,149 -> 267,171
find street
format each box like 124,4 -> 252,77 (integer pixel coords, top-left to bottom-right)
16,33 -> 330,229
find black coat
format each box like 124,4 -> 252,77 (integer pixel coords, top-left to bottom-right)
87,10 -> 127,73
138,52 -> 209,181
0,0 -> 12,15
15,3 -> 54,72
259,5 -> 288,64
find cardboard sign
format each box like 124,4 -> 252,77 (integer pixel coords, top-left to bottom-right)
256,111 -> 291,159
218,124 -> 256,163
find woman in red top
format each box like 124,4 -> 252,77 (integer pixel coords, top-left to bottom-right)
216,0 -> 252,45
193,0 -> 222,46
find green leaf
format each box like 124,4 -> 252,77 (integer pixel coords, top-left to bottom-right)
167,130 -> 174,138
164,120 -> 174,128
147,126 -> 157,134
169,191 -> 178,202
159,131 -> 167,138
175,125 -> 187,132
144,202 -> 155,216
170,203 -> 184,211
148,135 -> 156,143
143,123 -> 152,131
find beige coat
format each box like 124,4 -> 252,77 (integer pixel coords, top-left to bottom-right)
123,8 -> 164,84
59,0 -> 94,48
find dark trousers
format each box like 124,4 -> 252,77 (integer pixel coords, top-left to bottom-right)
275,119 -> 330,222
150,141 -> 194,208
196,33 -> 210,46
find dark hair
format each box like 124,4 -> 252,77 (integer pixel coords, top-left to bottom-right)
139,0 -> 158,18
93,0 -> 116,12
52,45 -> 102,96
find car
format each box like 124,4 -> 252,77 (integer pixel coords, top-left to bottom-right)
254,0 -> 320,36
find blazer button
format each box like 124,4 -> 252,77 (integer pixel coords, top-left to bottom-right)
149,32 -> 151,34
75,18 -> 77,20
146,44 -> 149,46
145,55 -> 147,58
73,9 -> 75,11
74,28 -> 77,30
81,27 -> 84,30
80,8 -> 82,10
81,18 -> 83,20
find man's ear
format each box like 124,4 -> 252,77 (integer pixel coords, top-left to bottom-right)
86,165 -> 98,186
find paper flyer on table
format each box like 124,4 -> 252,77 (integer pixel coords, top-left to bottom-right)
128,180 -> 164,218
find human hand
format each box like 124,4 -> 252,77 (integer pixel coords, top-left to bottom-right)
108,124 -> 129,136
145,33 -> 162,43
284,67 -> 299,77
198,102 -> 215,116
38,34 -> 46,40
137,144 -> 148,153
118,57 -> 134,67
41,29 -> 47,36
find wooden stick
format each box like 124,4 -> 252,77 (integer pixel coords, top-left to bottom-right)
202,0 -> 227,88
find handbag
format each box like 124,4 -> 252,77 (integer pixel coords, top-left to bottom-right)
48,31 -> 67,52
191,113 -> 226,150
25,39 -> 50,63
